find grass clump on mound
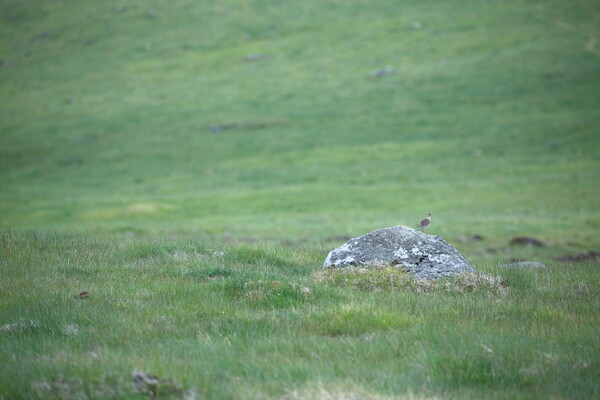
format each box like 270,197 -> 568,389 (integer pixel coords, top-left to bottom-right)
313,267 -> 508,298
281,382 -> 438,400
224,278 -> 314,309
302,305 -> 417,337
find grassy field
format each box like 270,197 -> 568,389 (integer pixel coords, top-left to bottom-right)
1,233 -> 599,399
1,0 -> 599,398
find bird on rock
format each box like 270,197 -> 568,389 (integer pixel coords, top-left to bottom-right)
414,213 -> 431,231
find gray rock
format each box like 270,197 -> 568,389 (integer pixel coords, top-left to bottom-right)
499,261 -> 547,269
323,225 -> 475,280
369,65 -> 395,78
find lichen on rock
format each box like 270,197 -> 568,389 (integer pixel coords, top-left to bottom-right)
323,225 -> 475,280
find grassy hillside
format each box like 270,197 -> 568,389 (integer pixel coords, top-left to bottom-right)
1,0 -> 599,247
1,0 -> 600,398
1,233 -> 599,399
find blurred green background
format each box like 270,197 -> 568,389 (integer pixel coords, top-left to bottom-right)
1,0 -> 599,249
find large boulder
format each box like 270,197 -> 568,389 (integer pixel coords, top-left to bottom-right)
323,225 -> 475,279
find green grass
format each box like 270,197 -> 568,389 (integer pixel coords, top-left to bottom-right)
1,233 -> 599,399
1,0 -> 599,245
1,0 -> 600,398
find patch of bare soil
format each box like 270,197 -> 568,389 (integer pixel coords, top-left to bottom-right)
555,251 -> 600,263
509,236 -> 544,247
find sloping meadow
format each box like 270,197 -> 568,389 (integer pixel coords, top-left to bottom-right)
1,0 -> 599,397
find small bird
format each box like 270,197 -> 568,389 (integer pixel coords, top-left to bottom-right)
414,213 -> 432,231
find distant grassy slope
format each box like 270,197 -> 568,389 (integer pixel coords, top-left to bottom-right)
1,0 -> 599,247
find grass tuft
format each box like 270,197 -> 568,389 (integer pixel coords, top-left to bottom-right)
223,279 -> 312,309
281,382 -> 439,400
302,305 -> 416,337
313,267 -> 508,297
183,266 -> 235,281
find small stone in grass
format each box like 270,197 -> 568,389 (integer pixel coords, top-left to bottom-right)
499,261 -> 547,269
